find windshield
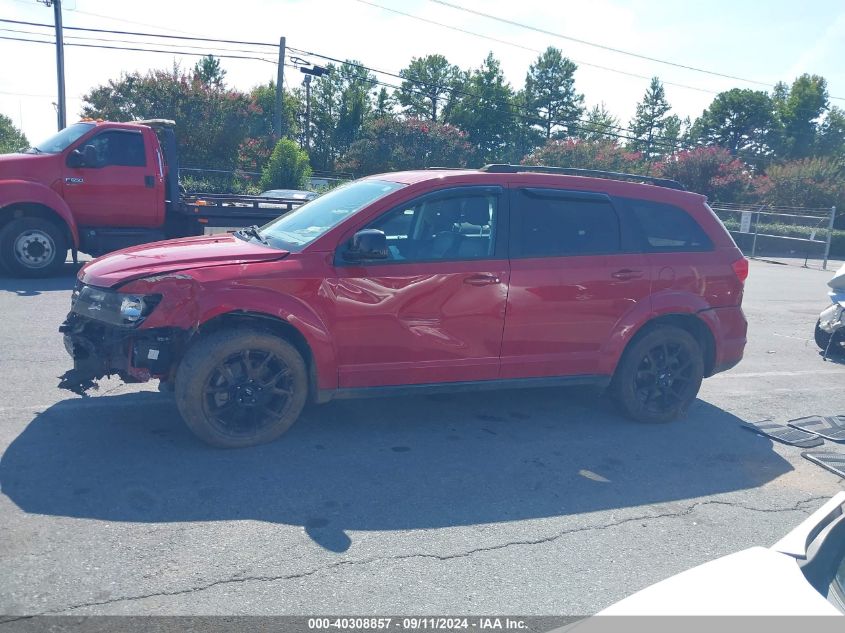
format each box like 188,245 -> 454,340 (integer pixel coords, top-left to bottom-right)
259,179 -> 405,250
27,122 -> 95,154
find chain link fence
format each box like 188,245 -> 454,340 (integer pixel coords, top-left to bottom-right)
710,202 -> 839,270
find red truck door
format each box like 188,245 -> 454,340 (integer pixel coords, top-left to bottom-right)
62,128 -> 163,228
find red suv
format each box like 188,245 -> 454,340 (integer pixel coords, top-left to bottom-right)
60,165 -> 748,447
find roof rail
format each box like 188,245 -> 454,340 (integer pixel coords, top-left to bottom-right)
479,164 -> 686,191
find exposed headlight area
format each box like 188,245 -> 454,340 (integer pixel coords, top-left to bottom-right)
71,282 -> 161,327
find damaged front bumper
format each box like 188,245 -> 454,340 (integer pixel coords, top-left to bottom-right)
59,311 -> 187,395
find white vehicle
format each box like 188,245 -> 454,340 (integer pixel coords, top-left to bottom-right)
817,263 -> 845,357
594,492 -> 845,616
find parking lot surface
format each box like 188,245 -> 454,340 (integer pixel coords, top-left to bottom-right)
1,259 -> 843,615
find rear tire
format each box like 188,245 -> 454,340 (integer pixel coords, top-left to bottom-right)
611,326 -> 704,424
174,328 -> 308,448
0,217 -> 68,277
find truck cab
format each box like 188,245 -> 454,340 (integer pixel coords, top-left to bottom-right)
0,120 -> 171,276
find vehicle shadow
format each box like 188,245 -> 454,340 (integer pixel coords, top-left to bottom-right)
0,387 -> 790,552
0,262 -> 82,296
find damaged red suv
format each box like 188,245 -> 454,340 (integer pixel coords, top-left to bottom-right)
60,165 -> 748,447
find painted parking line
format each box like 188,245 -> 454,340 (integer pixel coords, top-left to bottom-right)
711,369 -> 845,379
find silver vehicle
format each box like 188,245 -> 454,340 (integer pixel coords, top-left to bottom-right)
592,492 -> 845,616
817,263 -> 845,358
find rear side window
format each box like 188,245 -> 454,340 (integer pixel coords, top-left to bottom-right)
625,199 -> 713,252
513,189 -> 620,257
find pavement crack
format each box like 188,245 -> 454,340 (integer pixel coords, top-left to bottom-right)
40,495 -> 830,615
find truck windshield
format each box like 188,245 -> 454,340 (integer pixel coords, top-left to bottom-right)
26,122 -> 95,154
259,179 -> 406,251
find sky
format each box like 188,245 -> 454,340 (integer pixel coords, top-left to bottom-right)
1,0 -> 844,149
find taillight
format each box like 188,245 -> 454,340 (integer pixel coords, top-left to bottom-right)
731,257 -> 749,283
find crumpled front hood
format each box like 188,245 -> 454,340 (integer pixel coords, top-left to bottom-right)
79,233 -> 289,287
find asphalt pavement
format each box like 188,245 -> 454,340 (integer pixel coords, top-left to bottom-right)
0,259 -> 843,616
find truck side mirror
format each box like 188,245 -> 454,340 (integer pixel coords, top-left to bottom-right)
67,149 -> 84,168
344,229 -> 388,261
68,145 -> 98,168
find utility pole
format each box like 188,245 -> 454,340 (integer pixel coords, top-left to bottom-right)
40,0 -> 66,130
303,74 -> 312,151
299,64 -> 327,153
274,36 -> 286,140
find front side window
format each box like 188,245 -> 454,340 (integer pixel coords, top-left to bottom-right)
625,198 -> 713,251
259,179 -> 405,251
362,190 -> 498,262
27,122 -> 95,154
82,131 -> 147,168
514,189 -> 620,257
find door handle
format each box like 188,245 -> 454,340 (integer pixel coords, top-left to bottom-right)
611,269 -> 644,281
144,175 -> 155,188
464,273 -> 501,286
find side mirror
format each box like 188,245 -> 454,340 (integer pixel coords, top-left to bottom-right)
67,145 -> 98,168
67,149 -> 84,168
344,229 -> 388,261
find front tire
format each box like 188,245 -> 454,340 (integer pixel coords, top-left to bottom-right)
611,326 -> 704,424
0,217 -> 68,277
174,328 -> 308,448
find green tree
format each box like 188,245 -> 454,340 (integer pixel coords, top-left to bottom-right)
308,61 -> 376,171
772,74 -> 829,159
396,54 -> 462,122
524,47 -> 583,139
236,82 -> 303,174
628,77 -> 674,159
81,64 -> 251,170
816,107 -> 845,162
508,89 -> 543,162
449,53 -> 514,163
0,113 -> 27,154
260,138 -> 312,190
523,138 -> 643,172
337,117 -> 473,175
371,87 -> 396,120
193,55 -> 226,88
578,103 -> 620,142
688,88 -> 774,164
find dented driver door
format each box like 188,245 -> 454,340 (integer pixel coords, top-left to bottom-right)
324,186 -> 510,389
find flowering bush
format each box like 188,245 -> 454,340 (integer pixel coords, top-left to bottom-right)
656,147 -> 751,201
522,139 -> 643,172
337,117 -> 474,175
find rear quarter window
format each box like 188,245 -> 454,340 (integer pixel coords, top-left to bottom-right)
623,198 -> 713,252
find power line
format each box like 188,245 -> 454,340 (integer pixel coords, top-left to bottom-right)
0,26 -> 275,56
0,18 -> 277,48
426,0 -> 773,89
0,34 -> 277,64
352,0 -> 719,96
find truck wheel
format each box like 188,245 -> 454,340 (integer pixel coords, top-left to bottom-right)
174,328 -> 308,448
611,326 -> 704,424
0,217 -> 68,277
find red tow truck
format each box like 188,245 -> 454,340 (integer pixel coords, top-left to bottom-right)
0,119 -> 305,276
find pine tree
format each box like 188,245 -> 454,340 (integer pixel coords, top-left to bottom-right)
628,77 -> 673,159
524,47 -> 584,139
